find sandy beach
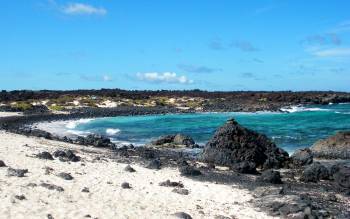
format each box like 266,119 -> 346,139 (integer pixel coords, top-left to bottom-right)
0,130 -> 275,219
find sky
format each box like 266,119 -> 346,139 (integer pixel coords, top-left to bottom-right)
1,0 -> 350,91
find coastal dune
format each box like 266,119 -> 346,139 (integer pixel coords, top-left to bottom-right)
0,131 -> 274,219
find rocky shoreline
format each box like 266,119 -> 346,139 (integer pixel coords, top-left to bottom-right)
0,105 -> 350,218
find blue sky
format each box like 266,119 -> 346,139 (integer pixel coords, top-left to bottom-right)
1,0 -> 350,91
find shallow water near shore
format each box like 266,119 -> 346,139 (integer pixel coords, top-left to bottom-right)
43,104 -> 350,154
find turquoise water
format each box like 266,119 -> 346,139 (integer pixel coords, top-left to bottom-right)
70,104 -> 350,153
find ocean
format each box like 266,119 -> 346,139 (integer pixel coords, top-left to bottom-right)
44,103 -> 350,154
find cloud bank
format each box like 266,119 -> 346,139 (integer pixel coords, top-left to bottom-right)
136,72 -> 193,84
62,3 -> 107,15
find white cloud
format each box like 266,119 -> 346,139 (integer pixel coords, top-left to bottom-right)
62,3 -> 107,15
136,72 -> 193,84
102,75 -> 112,81
312,48 -> 350,57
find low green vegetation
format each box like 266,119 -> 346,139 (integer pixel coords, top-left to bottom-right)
12,102 -> 33,111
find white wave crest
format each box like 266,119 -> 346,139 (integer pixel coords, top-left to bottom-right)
65,119 -> 94,129
280,106 -> 330,113
106,128 -> 121,135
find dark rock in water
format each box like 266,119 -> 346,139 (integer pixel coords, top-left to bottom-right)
7,168 -> 28,177
76,134 -> 113,148
81,187 -> 90,193
0,160 -> 6,167
179,165 -> 201,176
36,151 -> 54,160
173,212 -> 193,219
311,131 -> 350,159
300,162 -> 329,182
53,150 -> 80,162
259,170 -> 283,184
14,195 -> 26,200
201,118 -> 289,169
57,172 -> 74,180
124,165 -> 136,172
40,183 -> 64,192
121,182 -> 131,189
290,148 -> 313,167
333,165 -> 350,189
146,159 -> 161,170
232,161 -> 257,174
159,180 -> 184,188
172,188 -> 189,195
173,134 -> 195,147
151,133 -> 195,148
151,135 -> 175,145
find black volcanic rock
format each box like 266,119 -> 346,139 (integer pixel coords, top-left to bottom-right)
0,160 -> 6,167
7,168 -> 28,177
53,150 -> 80,162
232,161 -> 257,174
259,170 -> 283,184
146,159 -> 161,170
290,148 -> 313,167
150,134 -> 195,148
333,165 -> 350,189
75,134 -> 113,148
300,162 -> 329,182
36,151 -> 54,160
311,131 -> 350,159
201,118 -> 289,169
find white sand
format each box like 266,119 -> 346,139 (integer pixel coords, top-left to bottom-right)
0,112 -> 23,117
0,131 -> 276,219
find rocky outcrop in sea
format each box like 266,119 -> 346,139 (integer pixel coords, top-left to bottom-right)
201,118 -> 289,169
311,131 -> 350,159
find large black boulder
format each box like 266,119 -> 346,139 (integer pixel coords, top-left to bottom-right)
201,118 -> 289,169
300,162 -> 329,182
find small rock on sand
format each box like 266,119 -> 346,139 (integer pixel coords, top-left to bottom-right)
172,188 -> 189,195
40,183 -> 64,192
53,150 -> 80,162
121,182 -> 131,189
14,195 -> 26,200
173,212 -> 193,219
7,168 -> 28,177
57,172 -> 74,180
36,151 -> 54,160
124,165 -> 136,172
81,187 -> 90,193
0,160 -> 6,167
159,180 -> 184,188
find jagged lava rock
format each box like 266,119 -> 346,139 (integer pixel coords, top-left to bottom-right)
201,118 -> 289,169
150,134 -> 195,148
290,148 -> 313,167
311,131 -> 350,159
300,162 -> 329,182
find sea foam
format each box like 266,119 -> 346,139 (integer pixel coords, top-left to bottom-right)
280,106 -> 330,113
106,128 -> 121,135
